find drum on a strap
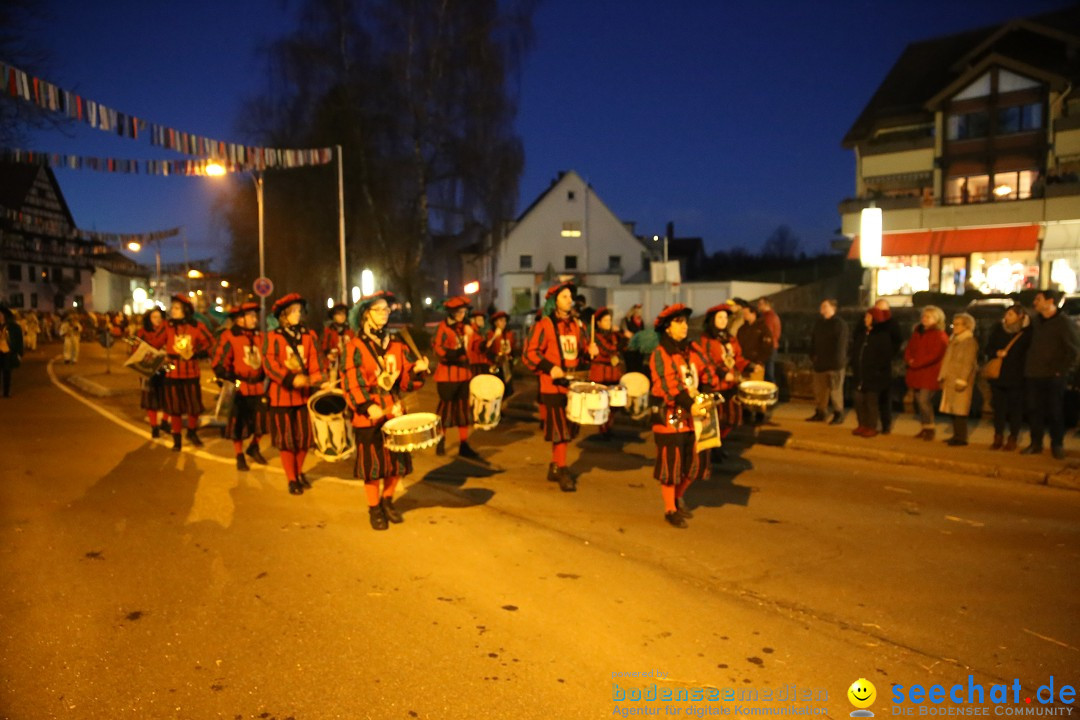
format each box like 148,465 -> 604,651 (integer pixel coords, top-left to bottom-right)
692,392 -> 725,452
607,385 -> 628,407
308,389 -> 356,462
619,372 -> 651,420
567,382 -> 610,426
214,380 -> 237,421
737,381 -> 778,410
469,374 -> 505,431
382,412 -> 443,452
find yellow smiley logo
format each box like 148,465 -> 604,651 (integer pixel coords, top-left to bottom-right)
848,678 -> 877,709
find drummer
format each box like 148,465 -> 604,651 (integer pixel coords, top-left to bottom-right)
135,306 -> 167,438
322,302 -> 355,370
466,310 -> 490,377
432,296 -> 481,460
485,310 -> 517,397
649,303 -> 708,528
212,302 -> 269,471
587,306 -> 625,440
523,281 -> 598,491
263,293 -> 328,495
698,303 -> 748,442
342,291 -> 429,530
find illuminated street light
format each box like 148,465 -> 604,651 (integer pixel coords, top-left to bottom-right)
326,297 -> 334,309
464,281 -> 480,295
187,269 -> 204,279
361,269 -> 375,297
220,280 -> 229,288
351,286 -> 361,303
204,161 -> 227,177
424,297 -> 432,306
126,241 -> 142,252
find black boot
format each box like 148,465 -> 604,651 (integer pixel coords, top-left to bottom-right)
459,441 -> 483,461
664,511 -> 688,529
676,497 -> 694,519
236,453 -> 249,471
298,473 -> 312,489
380,497 -> 403,524
151,425 -> 160,439
185,429 -> 203,447
288,480 -> 304,495
557,466 -> 576,492
368,504 -> 388,530
171,433 -> 182,452
436,437 -> 446,456
829,412 -> 844,425
246,443 -> 268,464
547,463 -> 560,482
805,411 -> 826,422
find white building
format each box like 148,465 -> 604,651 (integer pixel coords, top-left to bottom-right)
492,170 -> 652,316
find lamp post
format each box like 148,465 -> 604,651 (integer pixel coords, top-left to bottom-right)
860,205 -> 884,304
255,171 -> 266,329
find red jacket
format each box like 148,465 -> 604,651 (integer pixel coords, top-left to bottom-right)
144,320 -> 212,380
648,337 -> 699,434
466,327 -> 488,367
433,319 -> 472,383
341,334 -> 423,428
762,310 -> 782,349
261,326 -> 326,407
484,328 -> 518,363
322,323 -> 355,358
212,326 -> 265,396
698,334 -> 748,391
587,329 -> 625,384
904,326 -> 948,390
524,313 -> 587,396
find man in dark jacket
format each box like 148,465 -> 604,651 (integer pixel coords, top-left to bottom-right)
1021,289 -> 1080,458
808,299 -> 848,424
852,306 -> 898,437
873,299 -> 904,433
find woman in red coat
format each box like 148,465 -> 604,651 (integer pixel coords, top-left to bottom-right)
904,305 -> 948,440
587,307 -> 624,439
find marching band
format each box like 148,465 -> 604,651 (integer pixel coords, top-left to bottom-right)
124,283 -> 780,530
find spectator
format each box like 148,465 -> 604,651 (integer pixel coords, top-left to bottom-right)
620,304 -> 646,374
757,297 -> 782,383
852,306 -> 897,437
904,305 -> 948,441
873,299 -> 904,433
1021,289 -> 1080,458
938,313 -> 979,446
0,306 -> 24,398
982,304 -> 1032,451
727,297 -> 749,337
807,298 -> 847,424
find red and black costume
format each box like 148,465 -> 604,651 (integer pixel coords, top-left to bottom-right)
523,281 -> 590,490
466,311 -> 490,377
212,302 -> 269,469
322,304 -> 355,362
262,293 -> 327,492
587,307 -> 625,436
144,294 -> 214,450
342,292 -> 426,528
433,296 -> 480,458
485,310 -> 518,395
135,309 -> 166,436
648,304 -> 702,526
698,303 -> 748,438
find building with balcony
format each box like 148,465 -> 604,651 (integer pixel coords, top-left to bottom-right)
840,7 -> 1080,303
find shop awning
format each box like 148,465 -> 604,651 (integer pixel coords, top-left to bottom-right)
1041,223 -> 1080,262
848,225 -> 1040,259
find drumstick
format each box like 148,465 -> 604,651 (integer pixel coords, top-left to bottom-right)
590,314 -> 595,345
397,327 -> 431,373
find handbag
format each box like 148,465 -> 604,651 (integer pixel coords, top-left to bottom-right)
981,331 -> 1022,380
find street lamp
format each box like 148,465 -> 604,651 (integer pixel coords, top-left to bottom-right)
361,268 -> 375,297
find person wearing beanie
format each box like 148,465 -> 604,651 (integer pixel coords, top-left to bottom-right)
212,302 -> 269,470
135,306 -> 167,437
851,305 -> 898,437
523,281 -> 598,491
587,307 -> 625,440
143,294 -> 214,451
432,296 -> 482,460
341,291 -> 430,530
648,304 -> 708,528
262,293 -> 327,495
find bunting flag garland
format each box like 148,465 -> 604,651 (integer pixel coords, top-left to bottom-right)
0,59 -> 333,171
0,203 -> 180,246
0,148 -> 306,177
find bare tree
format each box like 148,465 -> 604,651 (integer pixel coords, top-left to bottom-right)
763,224 -> 801,260
0,0 -> 68,147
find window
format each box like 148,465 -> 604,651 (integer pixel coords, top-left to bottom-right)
945,174 -> 990,204
40,268 -> 48,280
27,265 -> 35,283
519,254 -> 533,270
565,255 -> 578,270
7,264 -> 21,282
946,111 -> 989,140
991,170 -> 1037,201
970,251 -> 1037,293
561,221 -> 582,238
875,256 -> 931,296
51,267 -> 62,283
30,293 -> 37,309
567,190 -> 576,201
608,255 -> 622,272
73,268 -> 81,283
998,103 -> 1043,134
8,293 -> 24,308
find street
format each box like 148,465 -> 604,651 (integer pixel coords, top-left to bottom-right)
1,349 -> 1078,719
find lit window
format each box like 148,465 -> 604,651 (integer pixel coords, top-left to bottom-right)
561,222 -> 582,238
945,174 -> 990,204
990,170 -> 1038,201
875,256 -> 931,296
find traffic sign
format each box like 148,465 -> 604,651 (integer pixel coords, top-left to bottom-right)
253,277 -> 274,298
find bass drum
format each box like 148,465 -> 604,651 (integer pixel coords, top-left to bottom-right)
469,374 -> 505,431
619,372 -> 651,420
308,389 -> 356,462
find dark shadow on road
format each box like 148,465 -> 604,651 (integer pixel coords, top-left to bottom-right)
421,458 -> 505,487
395,483 -> 496,515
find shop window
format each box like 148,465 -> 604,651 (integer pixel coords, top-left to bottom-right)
945,175 -> 989,204
970,251 -> 1037,294
519,254 -> 532,270
7,263 -> 21,282
991,170 -> 1037,201
565,255 -> 578,271
875,256 -> 930,296
940,257 -> 969,295
1051,259 -> 1079,295
947,111 -> 989,140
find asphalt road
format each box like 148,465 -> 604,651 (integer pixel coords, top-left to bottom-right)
1,352 -> 1077,719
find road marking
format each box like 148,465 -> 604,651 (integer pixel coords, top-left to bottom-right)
944,515 -> 985,528
1023,628 -> 1079,651
883,485 -> 913,494
45,356 -> 361,489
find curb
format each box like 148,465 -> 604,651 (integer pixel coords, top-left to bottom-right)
66,374 -> 118,398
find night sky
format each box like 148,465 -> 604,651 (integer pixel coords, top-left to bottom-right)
21,0 -> 1078,268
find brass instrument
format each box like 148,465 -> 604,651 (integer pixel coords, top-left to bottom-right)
172,333 -> 193,360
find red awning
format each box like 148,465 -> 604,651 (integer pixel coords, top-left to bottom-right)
848,225 -> 1039,259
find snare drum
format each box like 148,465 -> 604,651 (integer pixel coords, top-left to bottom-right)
620,372 -> 651,420
737,381 -> 779,410
469,374 -> 505,431
692,392 -> 725,452
567,382 -> 611,425
382,412 -> 443,452
308,389 -> 356,462
607,385 -> 628,407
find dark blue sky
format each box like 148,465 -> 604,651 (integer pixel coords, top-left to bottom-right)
25,0 -> 1077,266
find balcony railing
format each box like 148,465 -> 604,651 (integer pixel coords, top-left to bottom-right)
838,196 -> 924,214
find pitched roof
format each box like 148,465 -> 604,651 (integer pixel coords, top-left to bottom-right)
843,5 -> 1080,147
